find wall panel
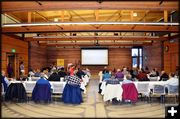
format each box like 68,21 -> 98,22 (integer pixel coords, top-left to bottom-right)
1,35 -> 28,78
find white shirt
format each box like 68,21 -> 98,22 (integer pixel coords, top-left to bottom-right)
165,77 -> 179,86
98,71 -> 103,83
4,77 -> 10,86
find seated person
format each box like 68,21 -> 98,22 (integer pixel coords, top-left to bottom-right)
42,69 -> 49,79
122,74 -> 133,84
19,72 -> 28,81
159,70 -> 169,81
165,73 -> 178,86
76,68 -> 85,79
102,71 -> 111,81
106,77 -> 120,85
149,68 -> 159,77
67,75 -> 81,85
58,67 -> 67,78
115,69 -> 124,80
102,66 -> 108,74
28,68 -> 35,77
85,68 -> 91,78
122,67 -> 129,76
34,69 -> 41,77
48,72 -> 60,81
160,72 -> 178,102
136,70 -> 149,81
1,70 -> 10,92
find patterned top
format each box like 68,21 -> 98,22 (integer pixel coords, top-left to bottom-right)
67,76 -> 81,85
105,79 -> 120,85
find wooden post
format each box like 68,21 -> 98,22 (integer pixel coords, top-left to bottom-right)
95,10 -> 99,21
28,12 -> 31,23
164,10 -> 168,22
61,10 -> 64,22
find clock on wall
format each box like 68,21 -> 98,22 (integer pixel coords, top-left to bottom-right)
165,45 -> 169,52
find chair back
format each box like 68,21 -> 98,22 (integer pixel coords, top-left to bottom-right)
31,77 -> 40,81
167,85 -> 178,95
137,83 -> 149,94
52,83 -> 65,94
122,83 -> 138,102
162,78 -> 168,81
149,77 -> 158,81
153,85 -> 165,95
25,82 -> 36,93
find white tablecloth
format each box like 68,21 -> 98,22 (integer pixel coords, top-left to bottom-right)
10,81 -> 86,94
103,84 -> 123,102
100,81 -> 167,101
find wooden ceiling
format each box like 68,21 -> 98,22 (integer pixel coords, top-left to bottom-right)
1,1 -> 179,47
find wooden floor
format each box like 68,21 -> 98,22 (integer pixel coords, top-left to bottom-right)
1,78 -> 172,118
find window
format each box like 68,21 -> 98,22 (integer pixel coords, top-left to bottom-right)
131,47 -> 143,69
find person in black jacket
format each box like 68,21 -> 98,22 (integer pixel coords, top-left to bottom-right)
76,68 -> 85,79
159,70 -> 169,81
58,67 -> 67,78
48,71 -> 60,81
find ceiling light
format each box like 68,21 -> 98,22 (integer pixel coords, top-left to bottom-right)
54,18 -> 59,22
2,22 -> 179,27
133,13 -> 137,17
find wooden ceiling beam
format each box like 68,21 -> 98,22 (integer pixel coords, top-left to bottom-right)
39,42 -> 152,47
2,1 -> 178,12
2,25 -> 178,33
25,37 -> 167,41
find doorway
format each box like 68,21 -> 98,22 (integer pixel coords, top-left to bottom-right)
6,53 -> 18,78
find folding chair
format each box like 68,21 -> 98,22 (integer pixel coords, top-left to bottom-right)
150,84 -> 165,103
24,82 -> 36,101
137,83 -> 149,102
51,82 -> 66,101
166,85 -> 178,103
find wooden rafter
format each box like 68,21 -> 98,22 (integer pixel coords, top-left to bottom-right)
2,25 -> 178,34
2,1 -> 178,12
39,42 -> 152,47
25,37 -> 167,42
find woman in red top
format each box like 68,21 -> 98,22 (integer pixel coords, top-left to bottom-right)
69,65 -> 75,76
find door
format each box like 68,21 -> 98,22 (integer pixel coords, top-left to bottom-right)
7,53 -> 15,78
170,53 -> 178,72
7,53 -> 19,78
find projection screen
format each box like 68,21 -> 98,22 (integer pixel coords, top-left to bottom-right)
81,49 -> 108,65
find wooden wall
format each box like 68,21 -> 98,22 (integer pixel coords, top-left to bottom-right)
29,41 -> 47,70
1,34 -> 28,77
143,39 -> 179,73
163,39 -> 179,73
47,47 -> 132,75
143,41 -> 162,72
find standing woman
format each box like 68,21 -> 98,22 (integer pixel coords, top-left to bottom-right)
20,61 -> 25,75
7,63 -> 13,78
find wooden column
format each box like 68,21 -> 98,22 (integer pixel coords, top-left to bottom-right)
61,10 -> 64,22
164,10 -> 168,22
95,10 -> 99,21
28,12 -> 31,23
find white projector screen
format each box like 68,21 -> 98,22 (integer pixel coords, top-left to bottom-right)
81,49 -> 108,65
